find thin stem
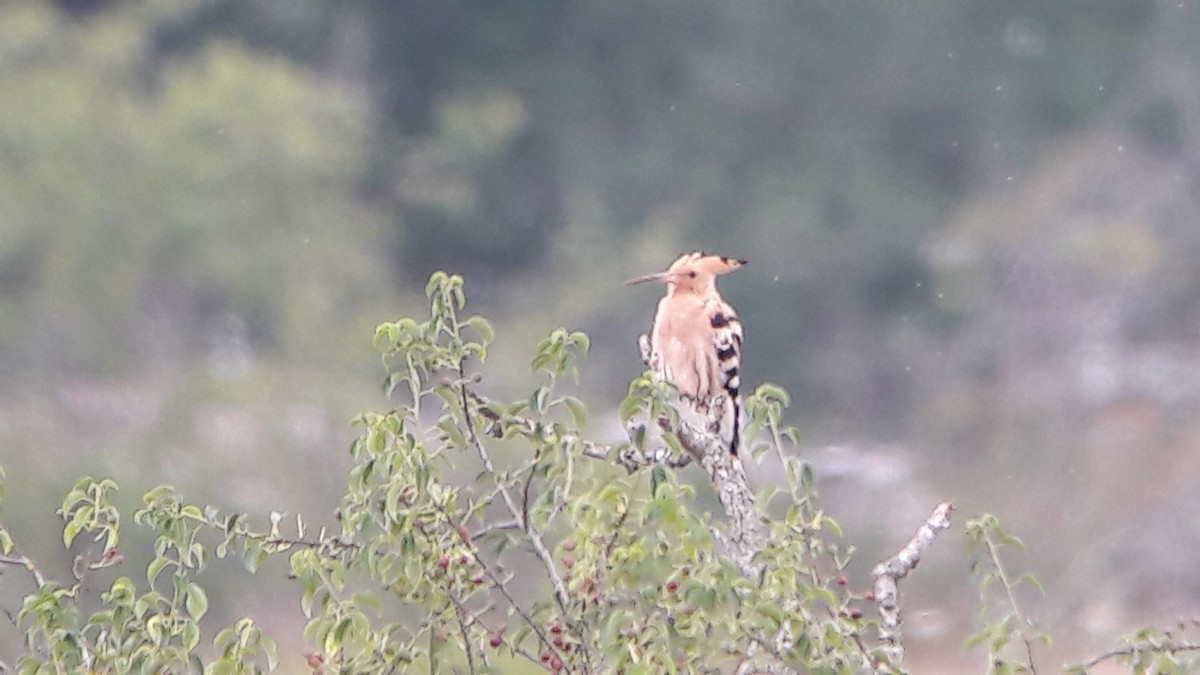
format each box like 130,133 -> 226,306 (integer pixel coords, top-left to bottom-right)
0,553 -> 46,589
983,530 -> 1038,673
471,519 -> 521,542
457,381 -> 572,613
451,600 -> 477,675
430,500 -> 566,666
983,533 -> 1026,628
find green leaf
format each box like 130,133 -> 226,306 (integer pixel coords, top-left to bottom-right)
244,546 -> 267,574
754,382 -> 791,407
1153,655 -> 1181,675
368,428 -> 386,454
800,462 -> 814,490
562,396 -> 588,429
806,585 -> 837,607
782,427 -> 803,447
353,592 -> 383,612
999,531 -> 1026,552
662,432 -> 683,457
963,625 -> 994,650
186,583 -> 209,620
332,615 -> 355,647
618,393 -> 643,422
651,466 -> 667,498
425,271 -> 447,298
206,661 -> 237,675
464,315 -> 494,344
262,634 -> 279,670
62,520 -> 81,549
531,385 -> 550,415
1018,572 -> 1045,596
821,516 -> 843,537
570,331 -> 590,354
182,619 -> 201,652
147,556 -> 171,588
452,281 -> 466,309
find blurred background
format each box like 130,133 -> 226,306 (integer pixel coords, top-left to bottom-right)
3,1 -> 1200,671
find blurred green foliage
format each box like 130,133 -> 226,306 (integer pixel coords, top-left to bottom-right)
4,0 -> 1200,418
0,4 -> 385,379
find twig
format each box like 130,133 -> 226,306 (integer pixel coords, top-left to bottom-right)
0,553 -> 46,589
451,599 -> 478,675
413,508 -> 541,668
427,501 -> 564,665
1083,642 -> 1200,669
872,501 -> 954,671
982,526 -> 1038,672
459,383 -> 571,610
445,308 -> 593,671
468,389 -> 690,473
471,519 -> 521,541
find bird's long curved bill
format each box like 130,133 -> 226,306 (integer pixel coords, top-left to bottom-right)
624,272 -> 669,285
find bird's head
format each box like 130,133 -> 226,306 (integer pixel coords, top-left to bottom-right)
625,252 -> 746,295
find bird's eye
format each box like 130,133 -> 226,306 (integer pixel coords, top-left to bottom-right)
688,271 -> 697,278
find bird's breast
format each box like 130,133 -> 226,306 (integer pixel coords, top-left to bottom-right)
652,297 -> 717,400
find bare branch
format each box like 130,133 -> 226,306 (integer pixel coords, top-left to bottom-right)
470,519 -> 521,541
872,501 -> 954,671
673,408 -> 766,577
0,553 -> 46,589
457,383 -> 572,612
450,599 -> 478,675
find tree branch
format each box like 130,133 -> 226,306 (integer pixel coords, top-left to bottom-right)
0,553 -> 47,589
872,501 -> 954,671
672,405 -> 767,577
637,333 -> 766,577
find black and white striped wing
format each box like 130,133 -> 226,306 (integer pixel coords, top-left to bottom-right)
710,305 -> 743,455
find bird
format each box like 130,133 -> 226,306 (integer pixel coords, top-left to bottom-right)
626,252 -> 746,455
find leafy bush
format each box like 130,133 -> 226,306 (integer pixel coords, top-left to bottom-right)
0,272 -> 1194,674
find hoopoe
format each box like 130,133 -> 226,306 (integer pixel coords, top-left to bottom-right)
627,252 -> 746,455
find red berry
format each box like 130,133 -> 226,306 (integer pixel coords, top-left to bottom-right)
553,635 -> 565,648
489,635 -> 502,648
550,624 -> 562,634
437,556 -> 449,570
562,554 -> 575,569
666,581 -> 679,593
561,538 -> 577,552
850,609 -> 864,620
836,574 -> 847,586
862,591 -> 874,602
541,651 -> 552,663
